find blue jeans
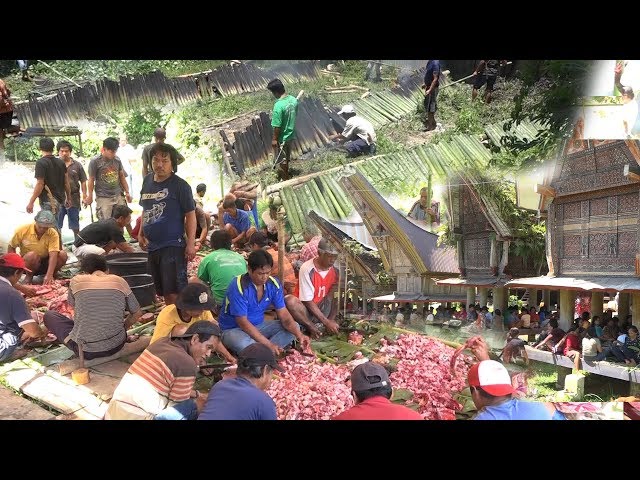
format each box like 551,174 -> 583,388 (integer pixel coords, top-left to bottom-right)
58,206 -> 80,231
345,138 -> 375,157
221,321 -> 296,355
154,399 -> 198,420
0,331 -> 20,362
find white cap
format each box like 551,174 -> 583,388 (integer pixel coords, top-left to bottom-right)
337,104 -> 355,115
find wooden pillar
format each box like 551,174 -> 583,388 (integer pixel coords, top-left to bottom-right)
362,283 -> 367,315
543,290 -> 551,310
632,293 -> 640,327
528,288 -> 539,308
466,287 -> 476,307
591,292 -> 604,319
559,290 -> 576,331
493,287 -> 508,315
478,288 -> 489,307
618,292 -> 630,320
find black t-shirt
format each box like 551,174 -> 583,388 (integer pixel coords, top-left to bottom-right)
485,60 -> 500,77
76,218 -> 126,247
66,159 -> 88,208
34,155 -> 67,205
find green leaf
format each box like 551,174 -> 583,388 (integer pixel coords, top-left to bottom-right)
391,388 -> 413,402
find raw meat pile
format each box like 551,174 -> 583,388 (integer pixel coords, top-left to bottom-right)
267,350 -> 355,420
380,334 -> 471,420
26,280 -> 74,318
187,255 -> 204,278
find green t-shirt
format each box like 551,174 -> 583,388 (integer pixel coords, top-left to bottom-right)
271,94 -> 298,143
197,249 -> 248,305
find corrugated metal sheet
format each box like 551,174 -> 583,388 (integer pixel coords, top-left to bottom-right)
505,275 -> 640,293
325,218 -> 377,250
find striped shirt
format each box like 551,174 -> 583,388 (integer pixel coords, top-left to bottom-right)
105,337 -> 197,420
68,271 -> 140,352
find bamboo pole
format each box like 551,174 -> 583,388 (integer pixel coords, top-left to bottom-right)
277,207 -> 285,285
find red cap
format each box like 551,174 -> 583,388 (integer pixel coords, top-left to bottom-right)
0,253 -> 32,273
468,360 -> 515,397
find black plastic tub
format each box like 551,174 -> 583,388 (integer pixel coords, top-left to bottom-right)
106,253 -> 149,276
122,274 -> 156,308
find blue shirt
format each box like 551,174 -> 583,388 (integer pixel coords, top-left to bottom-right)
218,274 -> 286,330
140,173 -> 195,252
424,60 -> 441,88
198,376 -> 277,420
0,278 -> 33,337
223,209 -> 251,234
474,399 -> 566,420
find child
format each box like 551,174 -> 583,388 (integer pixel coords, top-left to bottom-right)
501,328 -> 529,364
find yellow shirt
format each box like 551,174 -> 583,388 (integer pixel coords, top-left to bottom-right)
9,223 -> 60,258
150,304 -> 214,344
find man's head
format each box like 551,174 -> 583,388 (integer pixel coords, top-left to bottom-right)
196,183 -> 207,197
247,249 -> 273,286
150,143 -> 176,178
419,186 -> 428,206
236,342 -> 284,390
350,361 -> 393,403
222,194 -> 238,215
0,253 -> 31,285
119,136 -> 128,147
337,104 -> 356,120
176,283 -> 216,318
249,231 -> 269,251
111,204 -> 133,229
266,78 -> 285,98
621,86 -> 635,103
57,140 -> 73,160
34,210 -> 57,235
316,238 -> 339,268
210,230 -> 232,251
80,253 -> 108,274
101,137 -> 119,160
38,137 -> 54,154
171,320 -> 221,366
153,128 -> 167,142
468,360 -> 515,410
549,318 -> 559,329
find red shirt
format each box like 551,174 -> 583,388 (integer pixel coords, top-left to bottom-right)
296,258 -> 338,303
564,333 -> 580,355
332,396 -> 423,420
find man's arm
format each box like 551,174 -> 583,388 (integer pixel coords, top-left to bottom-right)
80,180 -> 88,205
27,178 -> 45,213
118,169 -> 132,203
115,241 -> 134,253
472,60 -> 487,76
615,62 -> 625,92
87,177 -> 95,205
124,309 -> 143,330
426,71 -> 439,95
276,307 -> 310,350
21,321 -> 44,343
302,299 -> 339,334
184,210 -> 196,261
44,251 -> 58,285
326,284 -> 338,321
137,215 -> 148,250
64,171 -> 71,207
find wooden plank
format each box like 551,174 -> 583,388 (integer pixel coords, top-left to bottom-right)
0,385 -> 54,420
535,184 -> 557,197
55,336 -> 150,376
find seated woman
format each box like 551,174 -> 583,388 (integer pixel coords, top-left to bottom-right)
150,283 -> 236,364
534,319 -> 565,351
554,326 -> 581,370
581,327 -> 602,363
610,326 -> 640,366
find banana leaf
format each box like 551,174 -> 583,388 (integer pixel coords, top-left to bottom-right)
391,387 -> 413,403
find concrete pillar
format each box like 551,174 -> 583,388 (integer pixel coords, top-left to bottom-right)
493,287 -> 508,315
591,292 -> 604,319
543,290 -> 551,310
478,287 -> 489,307
559,290 -> 577,331
632,293 -> 640,327
528,288 -> 539,308
466,287 -> 476,308
618,292 -> 630,320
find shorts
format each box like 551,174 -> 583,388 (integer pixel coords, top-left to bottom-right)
72,243 -> 106,260
95,195 -> 127,221
423,86 -> 439,113
58,206 -> 80,231
0,111 -> 12,129
148,246 -> 187,297
473,75 -> 497,91
308,296 -> 333,327
34,255 -> 50,276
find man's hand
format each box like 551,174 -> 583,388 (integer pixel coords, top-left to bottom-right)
81,195 -> 88,207
65,198 -> 71,208
272,139 -> 278,149
21,285 -> 38,297
298,335 -> 311,352
26,201 -> 34,214
307,325 -> 322,339
323,319 -> 340,335
125,193 -> 132,203
185,244 -> 196,261
425,89 -> 432,96
267,342 -> 282,357
86,194 -> 93,205
468,336 -> 490,361
43,274 -> 53,286
138,235 -> 148,251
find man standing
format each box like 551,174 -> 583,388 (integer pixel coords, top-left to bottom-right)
56,140 -> 87,241
0,253 -> 46,362
9,210 -> 68,286
72,205 -> 135,260
198,343 -> 282,420
333,362 -> 423,420
194,183 -> 207,209
194,230 -> 247,306
26,137 -> 71,215
267,78 -> 298,181
330,104 -> 377,158
141,128 -> 185,177
218,250 -> 310,356
43,254 -> 142,360
471,60 -> 507,104
422,60 -> 441,132
218,194 -> 256,248
286,239 -> 339,336
408,187 -> 434,222
138,143 -> 196,306
105,321 -> 220,420
86,137 -> 132,221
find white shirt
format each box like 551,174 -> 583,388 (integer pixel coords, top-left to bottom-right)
621,99 -> 638,136
342,115 -> 377,145
298,258 -> 331,302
